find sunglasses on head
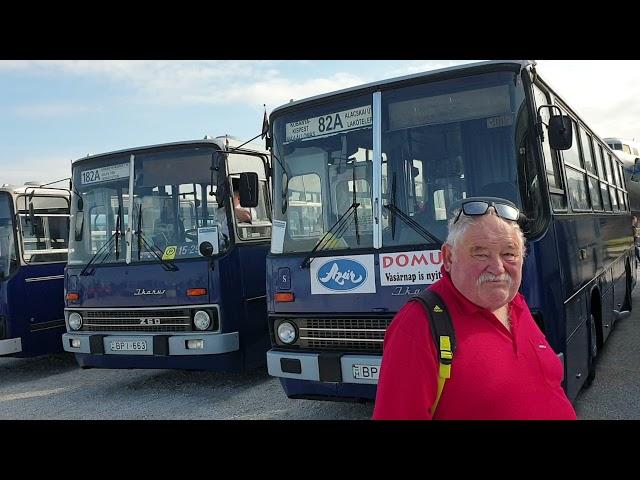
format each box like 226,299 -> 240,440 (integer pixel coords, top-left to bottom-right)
453,198 -> 520,224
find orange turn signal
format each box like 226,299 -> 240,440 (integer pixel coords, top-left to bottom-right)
275,292 -> 295,302
66,292 -> 79,302
187,288 -> 207,297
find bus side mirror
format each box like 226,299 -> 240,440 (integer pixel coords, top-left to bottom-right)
239,172 -> 259,208
548,114 -> 573,150
632,158 -> 640,182
74,212 -> 84,241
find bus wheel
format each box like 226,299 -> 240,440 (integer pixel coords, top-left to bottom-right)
585,314 -> 598,387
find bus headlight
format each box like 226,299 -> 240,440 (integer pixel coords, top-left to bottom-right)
68,312 -> 83,331
277,321 -> 297,344
193,310 -> 211,331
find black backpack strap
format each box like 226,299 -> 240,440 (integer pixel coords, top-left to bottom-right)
410,289 -> 456,415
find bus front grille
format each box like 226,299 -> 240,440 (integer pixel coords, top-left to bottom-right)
296,318 -> 392,352
80,309 -> 192,332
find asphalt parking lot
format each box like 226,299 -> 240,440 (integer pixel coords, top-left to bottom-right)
0,285 -> 638,420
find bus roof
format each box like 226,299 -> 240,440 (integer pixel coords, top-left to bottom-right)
0,184 -> 70,197
72,136 -> 268,167
271,60 -> 534,117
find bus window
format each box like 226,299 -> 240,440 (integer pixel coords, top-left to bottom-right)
604,152 -> 614,184
233,178 -> 272,241
0,193 -> 17,278
566,169 -> 590,210
18,195 -> 70,263
561,117 -> 582,168
587,177 -> 602,211
533,85 -> 566,210
287,173 -> 323,240
579,128 -> 596,174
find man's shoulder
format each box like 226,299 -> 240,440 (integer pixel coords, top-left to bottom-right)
390,297 -> 433,337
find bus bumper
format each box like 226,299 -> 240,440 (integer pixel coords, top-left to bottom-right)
62,332 -> 239,356
266,349 -> 381,384
0,337 -> 22,355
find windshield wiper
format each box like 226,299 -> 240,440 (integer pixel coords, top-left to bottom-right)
384,171 -> 441,245
300,202 -> 359,269
80,206 -> 122,276
134,203 -> 179,272
383,204 -> 442,245
136,203 -> 143,261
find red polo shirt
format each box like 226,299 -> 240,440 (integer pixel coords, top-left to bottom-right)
373,270 -> 577,420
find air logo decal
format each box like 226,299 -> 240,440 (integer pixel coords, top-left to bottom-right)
309,255 -> 376,295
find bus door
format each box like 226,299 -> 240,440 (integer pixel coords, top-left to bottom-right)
227,153 -> 272,367
13,195 -> 69,351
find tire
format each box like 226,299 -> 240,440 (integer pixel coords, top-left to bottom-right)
585,313 -> 598,387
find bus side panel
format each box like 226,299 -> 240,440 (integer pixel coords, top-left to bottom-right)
612,256 -> 629,317
230,243 -> 270,370
554,216 -> 600,298
5,263 -> 66,357
521,225 -> 567,356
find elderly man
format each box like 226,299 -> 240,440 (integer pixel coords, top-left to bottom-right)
373,197 -> 576,420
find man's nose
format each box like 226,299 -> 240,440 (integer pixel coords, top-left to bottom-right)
487,254 -> 506,274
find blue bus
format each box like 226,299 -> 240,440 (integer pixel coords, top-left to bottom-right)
265,60 -> 635,403
62,136 -> 273,371
0,183 -> 70,357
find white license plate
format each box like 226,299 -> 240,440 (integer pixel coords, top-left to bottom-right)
109,340 -> 148,352
352,364 -> 379,380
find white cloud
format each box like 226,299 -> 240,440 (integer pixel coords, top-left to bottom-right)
536,60 -> 640,140
13,103 -> 99,119
0,155 -> 73,187
0,60 -> 368,111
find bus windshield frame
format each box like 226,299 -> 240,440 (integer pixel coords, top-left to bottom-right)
270,70 -> 528,255
69,144 -> 235,267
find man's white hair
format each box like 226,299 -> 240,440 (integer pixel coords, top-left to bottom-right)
445,208 -> 526,255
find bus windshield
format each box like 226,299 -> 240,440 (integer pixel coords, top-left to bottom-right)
380,71 -> 525,246
69,145 -> 230,266
0,193 -> 16,278
271,71 -> 526,253
272,94 -> 374,254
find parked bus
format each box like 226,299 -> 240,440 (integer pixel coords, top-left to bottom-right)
63,136 -> 272,371
265,60 -> 635,403
0,183 -> 70,357
604,137 -> 640,217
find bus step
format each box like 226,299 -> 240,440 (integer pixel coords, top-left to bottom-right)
614,310 -> 631,321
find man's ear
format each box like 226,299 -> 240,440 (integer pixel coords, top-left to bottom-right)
441,243 -> 453,272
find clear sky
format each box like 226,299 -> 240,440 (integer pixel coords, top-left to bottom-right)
1,60 -> 638,186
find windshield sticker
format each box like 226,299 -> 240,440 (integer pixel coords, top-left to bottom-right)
162,246 -> 177,260
80,163 -> 130,185
310,254 -> 376,295
198,226 -> 219,255
270,220 -> 286,254
379,250 -> 443,286
286,105 -> 372,142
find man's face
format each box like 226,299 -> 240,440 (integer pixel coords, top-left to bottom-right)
442,213 -> 523,312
